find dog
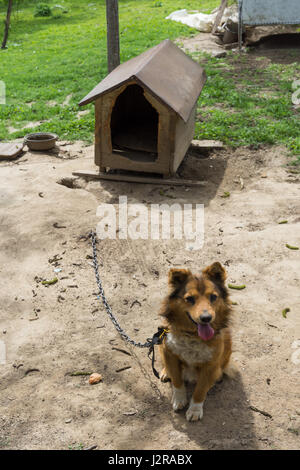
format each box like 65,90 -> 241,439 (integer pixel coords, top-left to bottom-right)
159,262 -> 237,422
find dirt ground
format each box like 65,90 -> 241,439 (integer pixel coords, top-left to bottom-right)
179,31 -> 300,65
0,138 -> 299,450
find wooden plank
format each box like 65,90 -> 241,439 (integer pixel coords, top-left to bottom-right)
190,139 -> 224,151
72,170 -> 207,187
212,0 -> 228,34
173,104 -> 196,173
94,98 -> 102,167
0,143 -> 24,160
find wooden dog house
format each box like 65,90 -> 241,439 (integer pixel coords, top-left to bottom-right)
79,39 -> 206,177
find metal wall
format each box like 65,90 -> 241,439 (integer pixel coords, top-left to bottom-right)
239,0 -> 300,26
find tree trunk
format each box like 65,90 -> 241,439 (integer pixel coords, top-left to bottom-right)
1,0 -> 13,49
106,0 -> 120,73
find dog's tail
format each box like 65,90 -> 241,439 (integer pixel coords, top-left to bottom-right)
223,359 -> 239,379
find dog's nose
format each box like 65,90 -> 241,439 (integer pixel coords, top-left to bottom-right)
200,312 -> 212,323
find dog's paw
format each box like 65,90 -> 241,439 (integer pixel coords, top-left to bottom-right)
186,399 -> 204,422
160,368 -> 170,383
172,385 -> 188,411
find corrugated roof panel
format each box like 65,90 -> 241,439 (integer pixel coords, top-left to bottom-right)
239,0 -> 300,25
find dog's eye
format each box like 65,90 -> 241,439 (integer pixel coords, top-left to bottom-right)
185,296 -> 195,305
210,294 -> 218,302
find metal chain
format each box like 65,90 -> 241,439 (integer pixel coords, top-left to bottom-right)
89,231 -> 152,349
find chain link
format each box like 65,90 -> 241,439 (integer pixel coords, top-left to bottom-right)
89,231 -> 152,349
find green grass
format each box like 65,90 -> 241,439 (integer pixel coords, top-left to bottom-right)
68,442 -> 85,450
0,0 -> 217,141
193,51 -> 300,162
0,0 -> 299,162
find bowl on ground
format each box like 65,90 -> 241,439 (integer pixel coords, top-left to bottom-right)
24,132 -> 58,151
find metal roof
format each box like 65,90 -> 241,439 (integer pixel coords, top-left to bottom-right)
79,39 -> 206,122
239,0 -> 300,26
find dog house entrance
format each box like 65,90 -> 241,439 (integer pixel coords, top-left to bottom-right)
110,84 -> 158,163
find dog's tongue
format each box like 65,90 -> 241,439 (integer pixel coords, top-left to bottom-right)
197,323 -> 214,341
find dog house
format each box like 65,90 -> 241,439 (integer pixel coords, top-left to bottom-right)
79,39 -> 206,177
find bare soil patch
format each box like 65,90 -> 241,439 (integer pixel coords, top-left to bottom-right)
0,141 -> 299,450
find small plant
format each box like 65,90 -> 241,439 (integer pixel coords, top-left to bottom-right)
52,4 -> 69,18
68,442 -> 84,450
34,3 -> 52,17
53,4 -> 69,13
0,437 -> 9,448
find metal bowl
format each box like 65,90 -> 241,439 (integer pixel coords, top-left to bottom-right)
24,132 -> 58,151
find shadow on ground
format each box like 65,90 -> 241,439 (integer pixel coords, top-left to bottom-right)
83,151 -> 228,209
249,33 -> 300,65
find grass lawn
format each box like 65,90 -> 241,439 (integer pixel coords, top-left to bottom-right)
193,51 -> 300,162
0,0 -> 299,162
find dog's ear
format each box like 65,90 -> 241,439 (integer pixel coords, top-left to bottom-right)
202,262 -> 227,284
168,268 -> 191,288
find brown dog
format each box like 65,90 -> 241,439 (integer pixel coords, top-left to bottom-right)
159,262 -> 236,421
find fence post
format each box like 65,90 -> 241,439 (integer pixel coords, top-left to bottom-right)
106,0 -> 120,73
